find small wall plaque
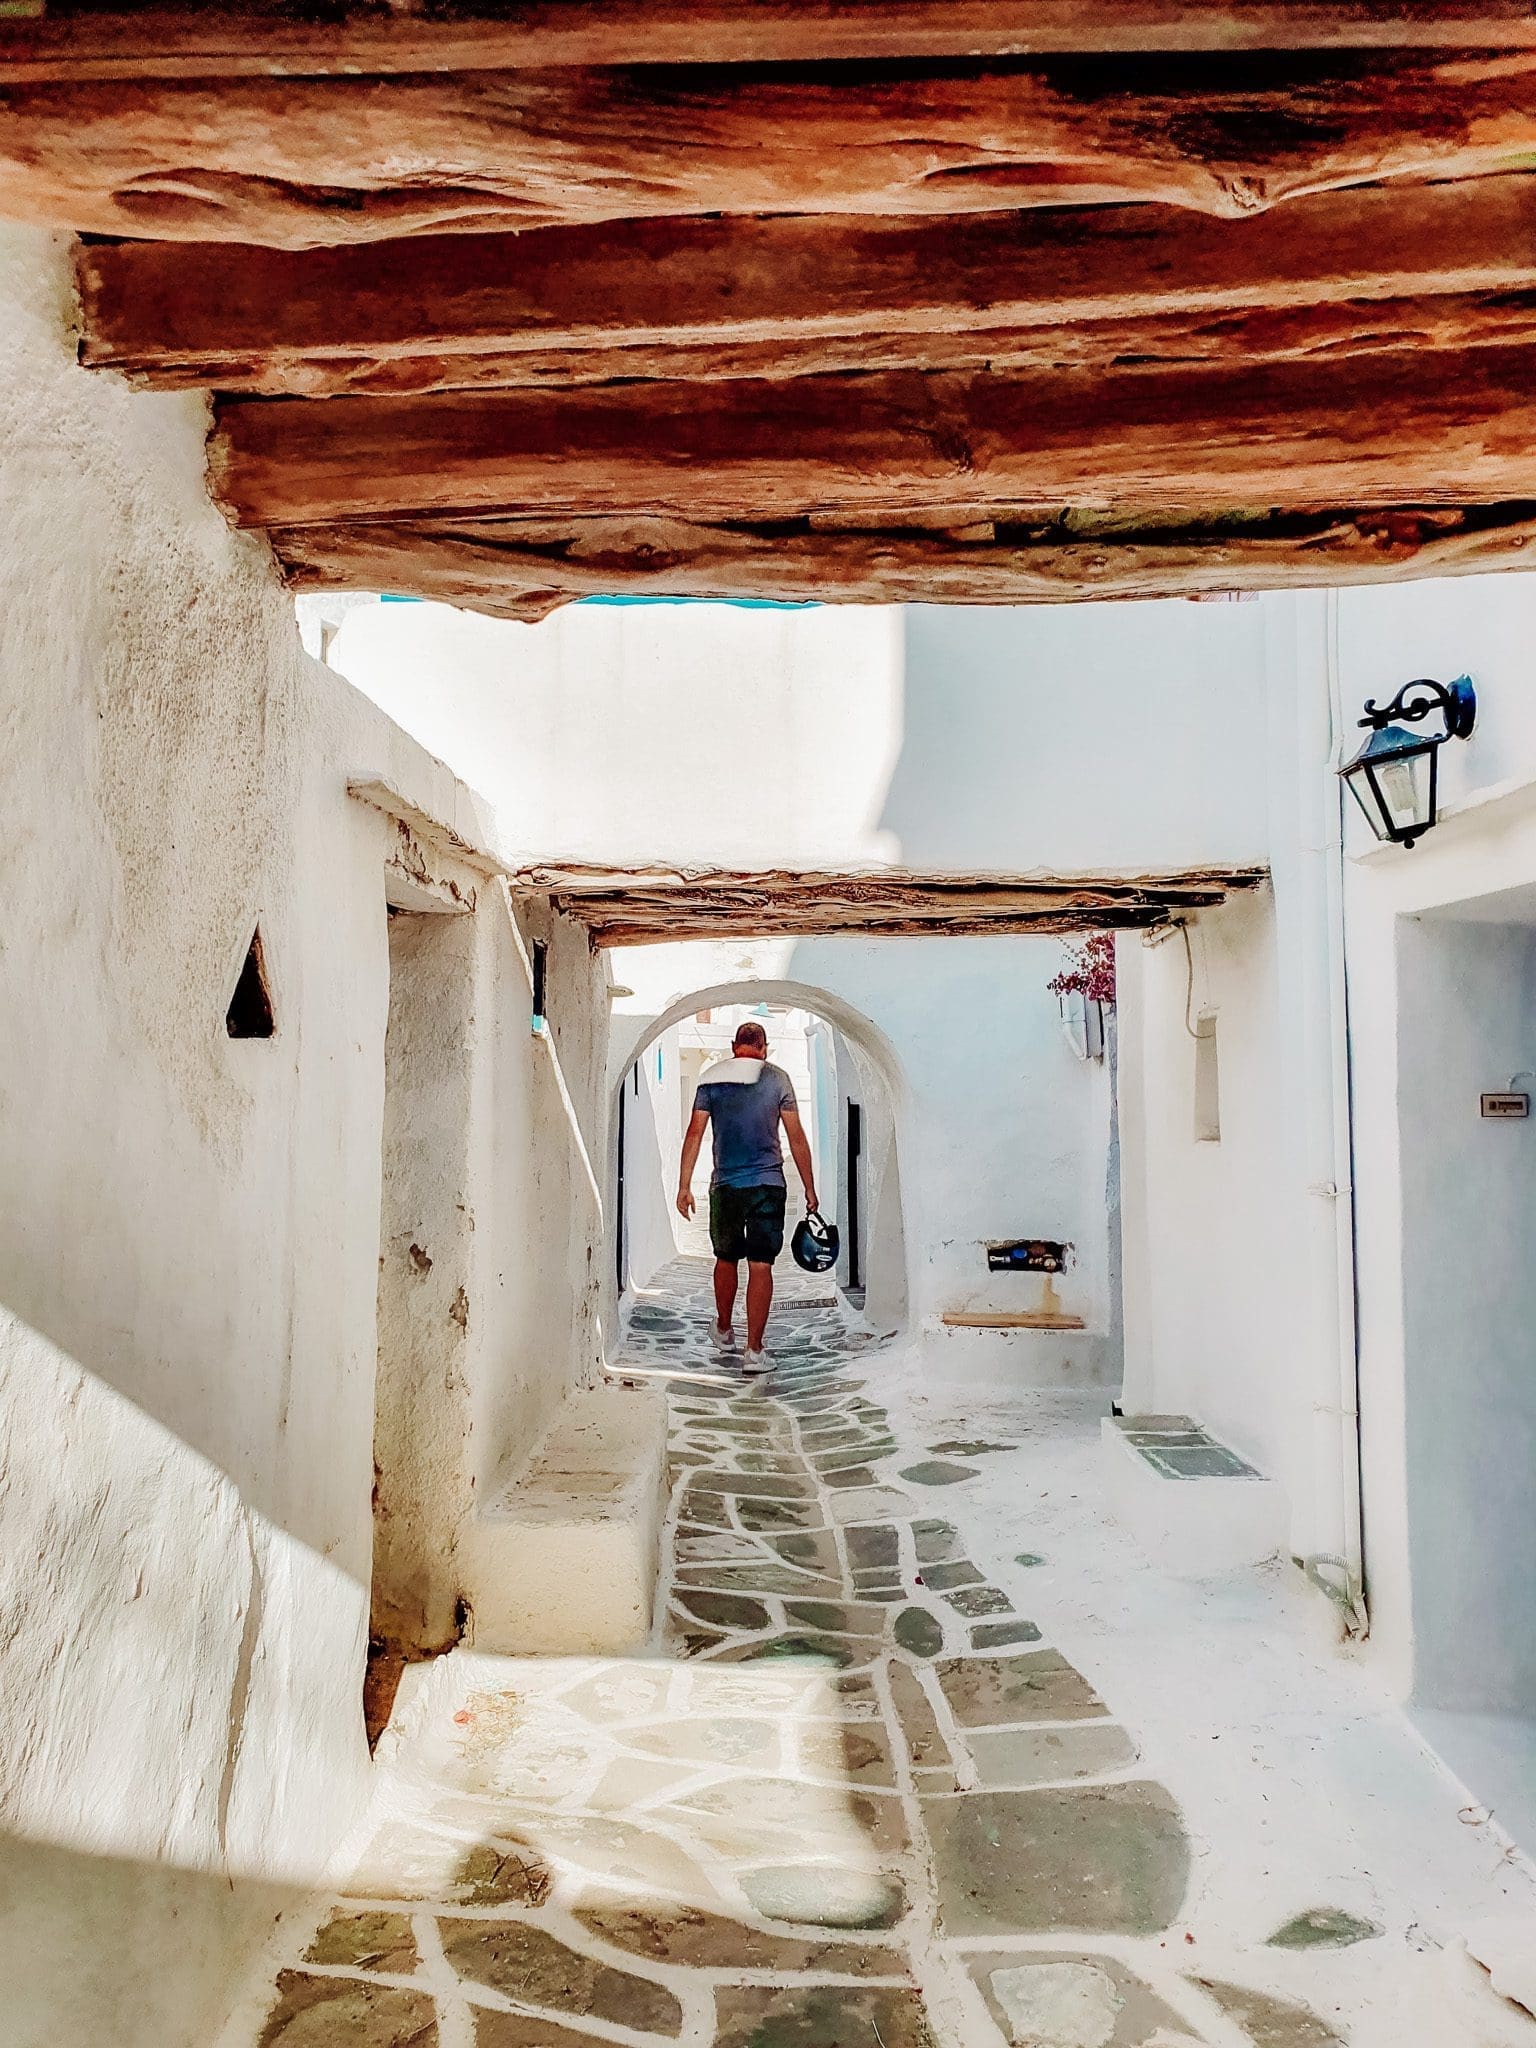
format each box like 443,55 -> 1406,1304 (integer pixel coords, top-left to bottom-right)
1481,1092 -> 1530,1119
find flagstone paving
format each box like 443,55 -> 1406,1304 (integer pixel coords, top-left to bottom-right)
229,1255 -> 1536,2048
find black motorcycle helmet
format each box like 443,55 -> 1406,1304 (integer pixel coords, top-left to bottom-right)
791,1208 -> 840,1274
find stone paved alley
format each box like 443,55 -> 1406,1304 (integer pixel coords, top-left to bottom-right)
227,1262 -> 1536,2048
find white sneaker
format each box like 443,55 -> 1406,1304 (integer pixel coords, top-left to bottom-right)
742,1348 -> 770,1375
712,1323 -> 737,1356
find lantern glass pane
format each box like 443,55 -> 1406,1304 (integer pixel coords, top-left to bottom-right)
1343,762 -> 1390,839
1372,748 -> 1432,835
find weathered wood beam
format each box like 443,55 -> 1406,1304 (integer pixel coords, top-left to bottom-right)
270,505 -> 1536,620
72,290 -> 1536,397
9,50 -> 1536,245
584,907 -> 1178,945
212,350 -> 1536,529
512,859 -> 1269,891
558,879 -> 1238,919
76,176 -> 1536,394
11,2 -> 1536,79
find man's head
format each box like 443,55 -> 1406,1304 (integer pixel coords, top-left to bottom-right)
733,1020 -> 768,1059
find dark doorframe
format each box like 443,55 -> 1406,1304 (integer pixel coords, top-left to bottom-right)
615,1069 -> 628,1292
846,1100 -> 862,1290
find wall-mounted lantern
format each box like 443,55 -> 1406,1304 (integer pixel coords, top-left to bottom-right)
1337,674 -> 1476,849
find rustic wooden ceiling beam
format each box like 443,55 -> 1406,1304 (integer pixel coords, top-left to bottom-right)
11,2 -> 1536,80
73,289 -> 1536,398
511,857 -> 1268,890
557,883 -> 1236,919
211,348 -> 1536,530
76,176 -> 1536,394
8,50 -> 1536,245
270,505 -> 1536,619
583,909 -> 1176,945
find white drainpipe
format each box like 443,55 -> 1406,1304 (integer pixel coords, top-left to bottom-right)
1305,587 -> 1369,1635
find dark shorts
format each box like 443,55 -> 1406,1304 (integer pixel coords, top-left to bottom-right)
709,1184 -> 787,1265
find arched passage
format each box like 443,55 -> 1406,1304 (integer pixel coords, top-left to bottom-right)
606,978 -> 911,1340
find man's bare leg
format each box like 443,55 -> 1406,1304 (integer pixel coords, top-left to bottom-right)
746,1261 -> 774,1353
714,1259 -> 740,1335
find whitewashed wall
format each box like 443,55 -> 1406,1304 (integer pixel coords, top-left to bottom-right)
330,594 -> 1271,877
1331,572 -> 1536,1716
0,229 -> 608,2046
1114,569 -> 1536,1738
330,597 -> 906,868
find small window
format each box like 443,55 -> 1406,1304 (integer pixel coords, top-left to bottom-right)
226,927 -> 275,1040
1193,1014 -> 1220,1142
531,939 -> 548,1030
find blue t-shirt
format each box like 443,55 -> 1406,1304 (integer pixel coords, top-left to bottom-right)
694,1059 -> 797,1189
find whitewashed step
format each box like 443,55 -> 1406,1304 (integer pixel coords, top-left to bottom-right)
464,1381 -> 669,1653
1100,1412 -> 1286,1574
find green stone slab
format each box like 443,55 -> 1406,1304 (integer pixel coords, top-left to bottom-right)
971,1619 -> 1043,1649
677,1590 -> 771,1631
968,1950 -> 1190,2048
922,1783 -> 1190,1936
686,1473 -> 816,1498
917,1561 -> 982,1591
770,1532 -> 843,1572
893,1606 -> 946,1658
714,1983 -> 934,2048
1013,1553 -> 1047,1568
1140,1444 -> 1263,1480
737,1496 -> 821,1531
846,1526 -> 899,1571
1193,1976 -> 1344,2047
823,1466 -> 877,1490
739,1865 -> 906,1931
785,1599 -> 887,1637
900,1460 -> 980,1486
914,1519 -> 961,1563
677,1565 -> 839,1595
440,1919 -> 685,2035
718,1633 -> 858,1669
937,1651 -> 1108,1726
944,1584 -> 1014,1618
929,1439 -> 1015,1456
966,1723 -> 1138,1787
1267,1908 -> 1382,1951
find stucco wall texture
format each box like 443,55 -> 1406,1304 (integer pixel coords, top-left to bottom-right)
0,228 -> 608,2046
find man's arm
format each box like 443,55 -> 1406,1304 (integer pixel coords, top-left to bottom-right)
677,1107 -> 709,1219
780,1106 -> 818,1213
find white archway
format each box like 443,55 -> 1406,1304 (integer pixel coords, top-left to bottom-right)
607,978 -> 912,1339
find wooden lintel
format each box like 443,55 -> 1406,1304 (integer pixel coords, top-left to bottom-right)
584,912 -> 1168,946
12,3 -> 1536,81
212,336 -> 1536,525
528,860 -> 1268,945
10,49 -> 1536,245
271,504 -> 1536,620
76,177 -> 1536,394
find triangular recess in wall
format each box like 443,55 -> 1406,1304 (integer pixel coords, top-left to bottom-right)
226,926 -> 275,1040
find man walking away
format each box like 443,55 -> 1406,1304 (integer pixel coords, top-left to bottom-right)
677,1019 -> 817,1373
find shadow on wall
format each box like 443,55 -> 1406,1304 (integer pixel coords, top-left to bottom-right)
608,978 -> 911,1338
0,1827 -> 303,2048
